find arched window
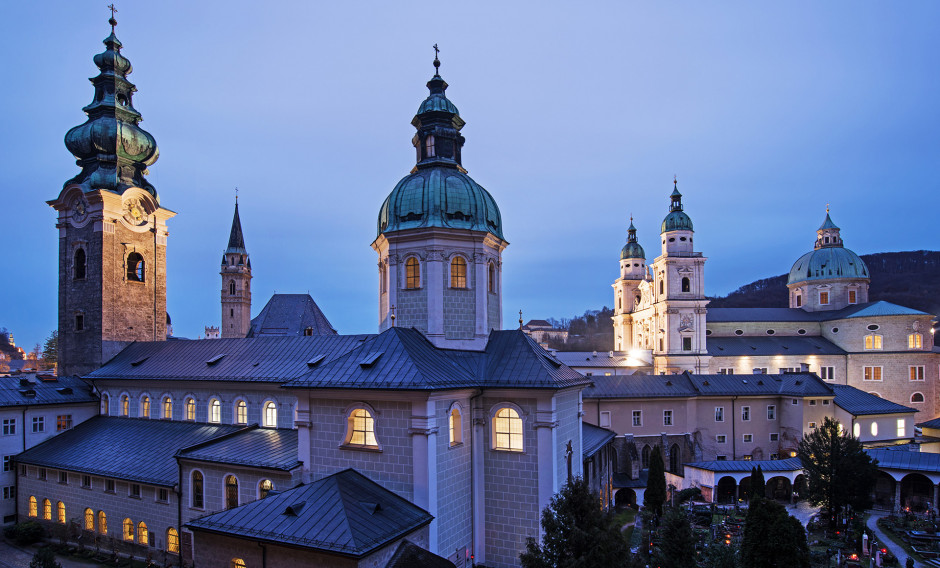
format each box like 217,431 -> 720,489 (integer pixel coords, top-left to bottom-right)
492,406 -> 523,452
425,134 -> 436,158
98,511 -> 107,535
126,252 -> 145,282
641,445 -> 651,469
185,397 -> 196,421
139,396 -> 150,418
28,496 -> 37,517
191,471 -> 204,508
345,407 -> 378,448
681,277 -> 690,293
101,393 -> 110,416
121,395 -> 129,417
669,444 -> 680,474
235,400 -> 248,425
42,499 -> 52,520
871,422 -> 878,436
263,401 -> 277,428
450,256 -> 467,288
84,508 -> 94,531
137,522 -> 148,545
488,262 -> 496,293
449,405 -> 462,446
74,248 -> 86,280
162,396 -> 172,419
123,518 -> 134,541
909,333 -> 923,349
231,560 -> 247,568
209,398 -> 221,423
229,280 -> 236,295
405,257 -> 420,289
167,528 -> 180,554
57,501 -> 66,524
225,475 -> 239,509
258,479 -> 274,499
912,392 -> 925,403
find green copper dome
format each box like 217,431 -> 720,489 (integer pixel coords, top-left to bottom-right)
620,221 -> 645,259
787,213 -> 869,285
63,21 -> 159,199
417,75 -> 459,115
661,184 -> 693,233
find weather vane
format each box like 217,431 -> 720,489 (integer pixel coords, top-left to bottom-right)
674,174 -> 677,185
518,309 -> 523,330
433,44 -> 441,73
235,187 -> 238,203
826,203 -> 830,213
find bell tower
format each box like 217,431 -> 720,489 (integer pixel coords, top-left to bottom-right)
612,219 -> 648,351
221,200 -> 252,338
48,15 -> 174,376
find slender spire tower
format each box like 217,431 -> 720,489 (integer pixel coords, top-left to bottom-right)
221,199 -> 252,337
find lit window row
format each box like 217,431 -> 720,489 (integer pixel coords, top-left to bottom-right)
189,471 -> 274,510
102,393 -> 280,427
400,256 -> 498,293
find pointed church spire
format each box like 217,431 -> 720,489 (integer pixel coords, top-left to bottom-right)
226,200 -> 247,255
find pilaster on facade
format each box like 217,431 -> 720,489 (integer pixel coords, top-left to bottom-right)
410,401 -> 439,553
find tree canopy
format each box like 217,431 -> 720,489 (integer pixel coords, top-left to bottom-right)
654,508 -> 697,568
520,477 -> 634,568
644,445 -> 666,516
749,466 -> 765,500
740,498 -> 809,568
798,416 -> 878,527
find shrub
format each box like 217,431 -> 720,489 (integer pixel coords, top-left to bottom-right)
4,521 -> 46,546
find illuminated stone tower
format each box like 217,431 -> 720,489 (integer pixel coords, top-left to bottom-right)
48,16 -> 174,376
221,201 -> 252,338
611,219 -> 648,351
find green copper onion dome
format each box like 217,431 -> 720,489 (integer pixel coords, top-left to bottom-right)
787,213 -> 869,285
63,17 -> 159,200
620,220 -> 645,260
377,55 -> 504,240
661,182 -> 693,233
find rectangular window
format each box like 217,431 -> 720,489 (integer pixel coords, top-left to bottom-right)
864,335 -> 883,350
808,422 -> 817,429
599,411 -> 611,429
663,410 -> 673,426
770,453 -> 780,460
632,411 -> 642,427
743,434 -> 753,443
820,366 -> 835,380
819,291 -> 829,305
158,488 -> 169,503
770,433 -> 779,442
754,367 -> 768,374
848,290 -> 857,304
716,435 -> 727,443
130,484 -> 141,499
715,407 -> 724,422
682,337 -> 692,351
2,487 -> 14,500
809,399 -> 816,406
742,455 -> 753,461
716,455 -> 727,461
1,456 -> 11,472
897,419 -> 906,438
910,366 -> 925,381
741,406 -> 750,421
767,405 -> 776,420
909,334 -> 923,349
58,471 -> 67,484
56,415 -> 73,432
38,468 -> 46,481
31,417 -> 43,433
823,399 -> 830,406
717,368 -> 734,375
105,479 -> 115,493
82,476 -> 91,489
791,398 -> 798,405
863,366 -> 883,381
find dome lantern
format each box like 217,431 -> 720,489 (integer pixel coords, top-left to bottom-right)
620,218 -> 646,260
661,179 -> 694,233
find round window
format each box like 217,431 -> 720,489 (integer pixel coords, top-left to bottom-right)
867,324 -> 879,331
734,330 -> 744,336
705,330 -> 712,336
831,327 -> 839,333
797,329 -> 806,335
766,330 -> 775,335
679,237 -> 687,241
669,238 -> 675,242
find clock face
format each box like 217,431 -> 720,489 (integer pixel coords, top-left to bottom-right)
123,198 -> 147,226
72,196 -> 88,223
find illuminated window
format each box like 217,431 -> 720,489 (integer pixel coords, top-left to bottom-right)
263,401 -> 277,428
127,252 -> 145,282
191,471 -> 204,508
161,397 -> 172,419
185,397 -> 195,421
137,522 -> 148,545
101,394 -> 110,416
42,499 -> 51,520
225,475 -> 239,509
121,395 -> 129,417
910,366 -> 925,381
123,518 -> 134,541
871,422 -> 878,437
140,396 -> 150,419
808,422 -> 817,429
84,508 -> 94,531
912,392 -> 925,403
493,407 -> 523,452
167,528 -> 179,553
449,406 -> 462,446
258,479 -> 274,499
853,423 -> 860,437
864,334 -> 882,350
209,398 -> 221,423
235,400 -> 247,424
57,501 -> 66,524
28,496 -> 36,517
863,366 -> 882,381
405,257 -> 420,289
819,291 -> 829,305
909,334 -> 923,349
345,408 -> 378,448
848,289 -> 857,304
98,511 -> 107,534
488,263 -> 496,293
897,419 -> 906,438
74,248 -> 86,280
450,256 -> 467,288
231,560 -> 246,568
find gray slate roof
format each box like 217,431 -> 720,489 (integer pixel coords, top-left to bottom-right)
285,327 -> 590,391
87,335 -> 371,383
582,422 -> 616,458
707,301 -> 930,324
584,372 -> 832,399
0,375 -> 98,408
247,294 -> 336,337
685,457 -> 803,473
16,416 -> 243,486
385,540 -> 455,568
553,351 -> 649,368
916,416 -> 940,429
832,385 -> 915,416
707,336 -> 845,356
866,448 -> 940,473
177,426 -> 300,471
187,468 -> 432,557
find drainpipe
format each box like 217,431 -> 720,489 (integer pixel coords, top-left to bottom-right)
731,396 -> 737,460
469,389 -> 482,565
175,456 -> 183,568
258,542 -> 267,568
16,405 -> 28,522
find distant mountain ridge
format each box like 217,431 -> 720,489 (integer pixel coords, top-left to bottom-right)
708,251 -> 940,317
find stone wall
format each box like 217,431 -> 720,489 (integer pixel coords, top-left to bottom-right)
434,398 -> 472,559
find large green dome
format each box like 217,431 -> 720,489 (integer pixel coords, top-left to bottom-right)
620,220 -> 645,259
377,168 -> 504,239
661,210 -> 693,233
787,246 -> 869,285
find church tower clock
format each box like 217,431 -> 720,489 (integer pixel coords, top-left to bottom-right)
48,16 -> 174,376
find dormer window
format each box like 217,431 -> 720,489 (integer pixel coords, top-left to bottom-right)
425,135 -> 436,158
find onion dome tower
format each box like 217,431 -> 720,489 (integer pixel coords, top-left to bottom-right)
221,200 -> 252,338
48,14 -> 175,376
787,210 -> 869,311
372,50 -> 508,349
612,218 -> 649,350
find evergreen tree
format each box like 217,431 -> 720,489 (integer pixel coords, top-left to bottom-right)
40,330 -> 57,371
740,498 -> 809,568
520,477 -> 634,568
798,417 -> 878,528
749,465 -> 765,500
29,547 -> 61,568
653,507 -> 696,568
701,542 -> 738,568
644,445 -> 666,516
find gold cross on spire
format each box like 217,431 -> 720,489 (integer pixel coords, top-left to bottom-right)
235,187 -> 238,203
433,44 -> 440,59
826,203 -> 830,213
107,4 -> 118,30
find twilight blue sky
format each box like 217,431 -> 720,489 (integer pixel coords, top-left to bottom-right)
1,1 -> 938,349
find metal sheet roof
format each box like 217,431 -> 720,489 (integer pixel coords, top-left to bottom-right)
177,426 -> 300,471
582,422 -> 616,458
707,302 -> 931,324
385,540 -> 455,568
840,301 -> 929,319
16,416 -> 244,486
186,468 -> 432,557
832,385 -> 915,416
585,372 -> 832,399
866,448 -> 940,473
916,416 -> 940,429
583,373 -> 698,399
686,457 -> 803,473
0,375 -> 98,408
247,294 -> 337,337
706,336 -> 845,356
